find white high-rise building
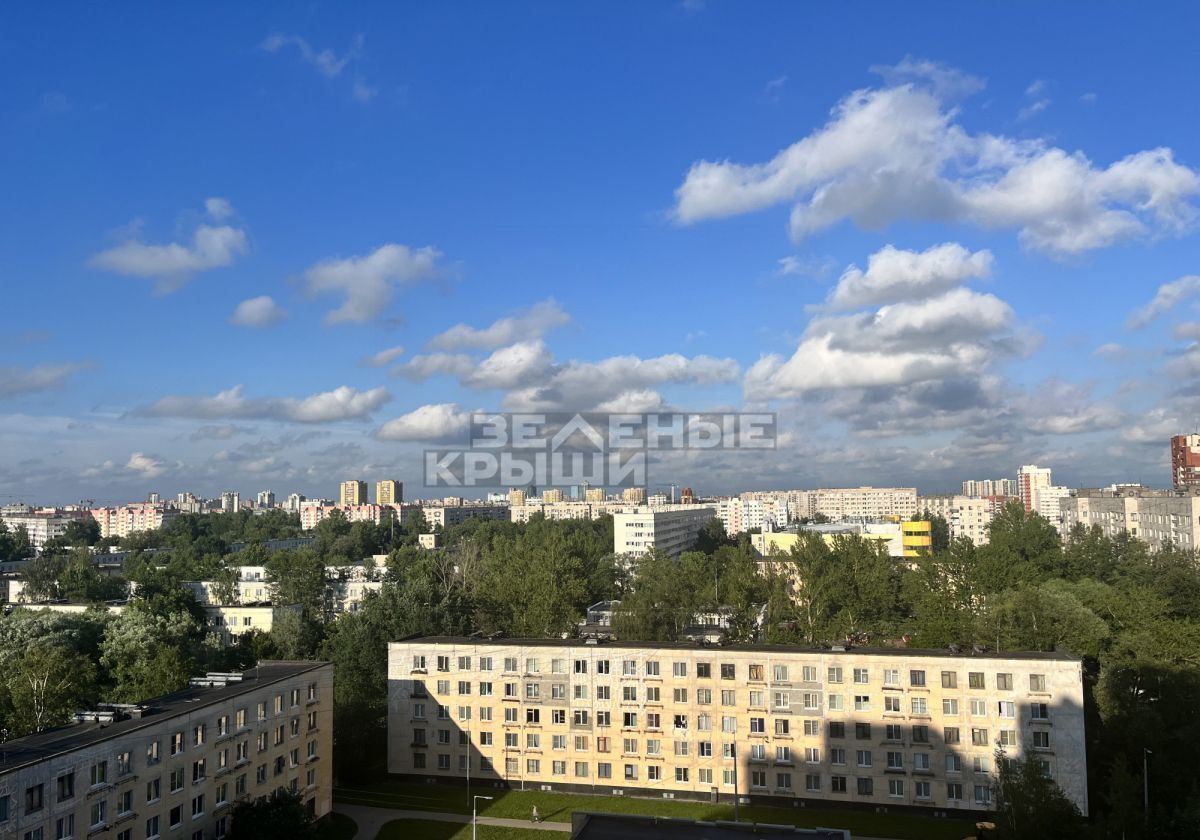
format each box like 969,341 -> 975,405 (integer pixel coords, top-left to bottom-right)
256,490 -> 275,509
1017,466 -> 1052,512
613,504 -> 717,558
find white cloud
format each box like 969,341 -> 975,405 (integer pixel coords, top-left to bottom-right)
1080,92 -> 1099,105
1175,323 -> 1200,342
504,352 -> 739,412
229,295 -> 286,328
362,346 -> 406,367
870,57 -> 986,100
125,451 -> 170,479
1018,79 -> 1051,121
465,340 -> 554,390
1093,342 -> 1126,358
391,353 -> 475,380
352,78 -> 377,103
89,199 -> 249,292
428,300 -> 571,350
1020,380 -> 1123,435
301,243 -> 442,324
673,75 -> 1200,255
777,255 -> 838,279
139,384 -> 391,423
826,243 -> 992,310
376,403 -> 472,442
594,389 -> 667,413
0,362 -> 90,399
260,32 -> 360,78
1127,275 -> 1200,328
746,287 -> 1013,399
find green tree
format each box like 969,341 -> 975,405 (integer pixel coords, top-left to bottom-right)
265,549 -> 327,619
5,641 -> 98,735
228,788 -> 317,840
268,608 -> 324,659
20,553 -> 66,601
990,753 -> 1088,839
100,606 -> 203,701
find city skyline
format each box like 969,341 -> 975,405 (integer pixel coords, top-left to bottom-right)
4,4 -> 1200,502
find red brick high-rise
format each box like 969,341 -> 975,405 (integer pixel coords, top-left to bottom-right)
1171,434 -> 1200,489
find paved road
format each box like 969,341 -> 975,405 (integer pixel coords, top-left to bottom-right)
334,802 -> 571,838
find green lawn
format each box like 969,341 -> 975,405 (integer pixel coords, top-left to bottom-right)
377,821 -> 562,840
335,780 -> 975,840
318,812 -> 359,840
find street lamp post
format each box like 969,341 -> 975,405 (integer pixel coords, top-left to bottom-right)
473,795 -> 493,840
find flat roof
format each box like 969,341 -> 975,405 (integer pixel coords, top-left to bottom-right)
0,661 -> 330,776
394,636 -> 1079,662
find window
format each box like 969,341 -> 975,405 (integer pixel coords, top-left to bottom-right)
646,687 -> 661,702
169,805 -> 182,829
776,772 -> 791,789
856,750 -> 872,767
437,655 -> 450,672
946,754 -> 962,773
697,688 -> 711,704
804,747 -> 819,763
999,729 -> 1018,747
996,673 -> 1013,691
831,775 -> 847,793
675,767 -> 689,782
697,662 -> 711,678
146,777 -> 160,803
998,700 -> 1016,719
944,727 -> 961,745
888,778 -> 905,798
1031,703 -> 1049,720
968,671 -> 985,689
146,816 -> 160,839
574,710 -> 590,726
806,773 -> 821,792
884,668 -> 900,686
147,739 -> 161,763
721,689 -> 736,706
673,688 -> 688,703
645,661 -> 660,676
856,695 -> 872,712
597,711 -> 611,727
828,666 -> 843,684
625,764 -> 638,780
912,725 -> 929,743
721,716 -> 736,733
551,684 -> 565,699
748,664 -> 763,681
597,686 -> 610,701
412,655 -> 427,671
855,722 -> 871,739
192,759 -> 206,782
910,670 -> 926,687
170,732 -> 184,755
622,659 -> 637,676
773,664 -> 789,682
526,708 -> 540,724
647,739 -> 661,755
853,667 -> 869,684
947,782 -> 963,801
773,691 -> 789,709
828,721 -> 845,738
503,657 -> 518,672
941,671 -> 957,689
460,681 -> 473,695
914,752 -> 931,771
191,794 -> 204,817
56,773 -> 74,802
1030,673 -> 1047,692
647,766 -> 661,782
623,712 -> 637,727
673,662 -> 688,678
911,697 -> 928,715
970,698 -> 987,716
974,785 -> 992,806
720,663 -> 735,679
170,768 -> 184,793
574,659 -> 588,674
971,727 -> 989,746
886,751 -> 903,770
750,771 -> 766,788
802,665 -> 818,682
193,723 -> 206,746
827,694 -> 843,711
915,780 -> 931,799
1032,731 -> 1051,749
673,714 -> 688,730
857,778 -> 873,796
622,685 -> 637,702
526,759 -> 540,774
56,814 -> 75,839
575,761 -> 589,778
885,724 -> 902,741
526,733 -> 540,749
943,698 -> 959,715
750,717 -> 765,733
751,744 -> 766,761
774,719 -> 790,736
597,659 -> 610,674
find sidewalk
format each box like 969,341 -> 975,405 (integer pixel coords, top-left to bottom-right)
334,802 -> 571,838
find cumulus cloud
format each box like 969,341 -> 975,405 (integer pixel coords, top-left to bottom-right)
1093,342 -> 1126,358
503,352 -> 740,412
1175,323 -> 1200,342
0,362 -> 90,399
1020,380 -> 1123,435
391,353 -> 476,381
465,340 -> 554,390
301,243 -> 442,324
1127,274 -> 1200,328
376,403 -> 472,442
229,295 -> 286,328
428,300 -> 571,350
189,424 -> 254,441
138,384 -> 391,424
746,286 -> 1014,399
125,451 -> 171,479
825,243 -> 993,310
869,56 -> 985,100
89,198 -> 249,292
673,73 -> 1200,255
362,346 -> 406,367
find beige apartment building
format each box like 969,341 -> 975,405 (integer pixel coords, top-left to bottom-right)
376,480 -> 403,506
339,480 -> 368,506
613,505 -> 718,558
0,662 -> 334,840
812,488 -> 918,522
917,496 -> 997,546
1060,488 -> 1200,550
387,639 -> 1086,817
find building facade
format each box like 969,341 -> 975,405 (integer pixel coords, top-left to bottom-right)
0,662 -> 333,840
339,481 -> 368,507
90,504 -> 180,541
1059,488 -> 1200,550
387,639 -> 1087,817
376,480 -> 403,506
0,505 -> 89,553
960,479 -> 1018,499
811,488 -> 918,522
1171,434 -> 1200,489
613,505 -> 718,558
917,496 -> 996,546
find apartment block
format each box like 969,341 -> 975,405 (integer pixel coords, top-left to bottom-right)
0,505 -> 89,553
811,488 -> 918,522
613,505 -> 718,558
716,498 -> 788,537
1171,434 -> 1200,489
0,662 -> 333,840
90,504 -> 180,541
918,496 -> 996,546
960,479 -> 1018,499
338,481 -> 368,507
376,480 -> 403,506
387,639 -> 1086,817
1060,488 -> 1200,550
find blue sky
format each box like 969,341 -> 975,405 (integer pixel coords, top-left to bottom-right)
2,1 -> 1200,503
